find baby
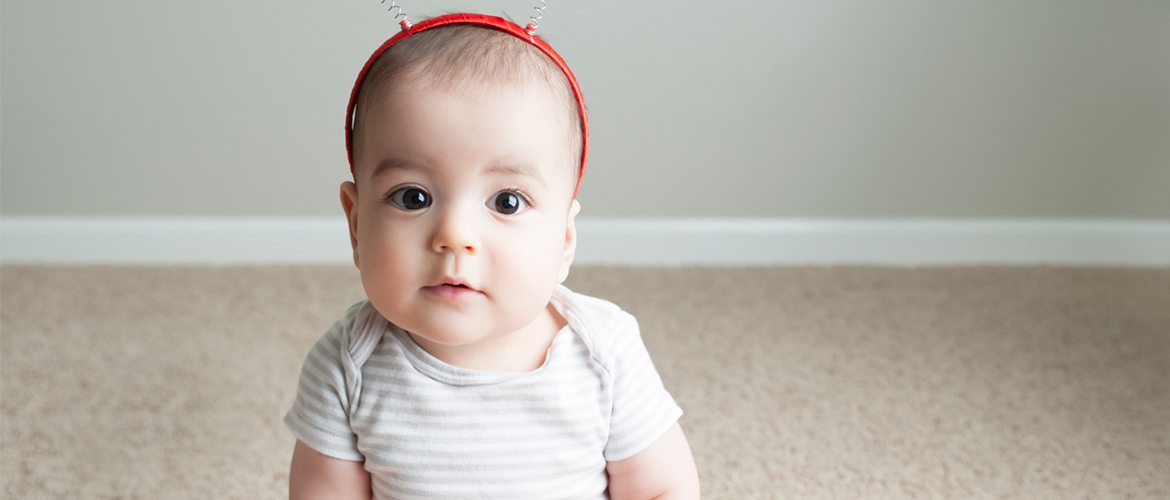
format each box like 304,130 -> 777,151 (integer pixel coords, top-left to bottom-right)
285,14 -> 699,500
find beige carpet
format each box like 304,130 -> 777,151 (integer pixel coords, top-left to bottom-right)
2,265 -> 1167,499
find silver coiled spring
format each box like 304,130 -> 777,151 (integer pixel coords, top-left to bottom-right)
525,0 -> 547,35
382,0 -> 412,30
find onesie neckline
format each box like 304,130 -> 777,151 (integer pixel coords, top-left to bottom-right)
387,285 -> 576,386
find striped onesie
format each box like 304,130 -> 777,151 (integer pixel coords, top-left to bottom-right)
284,285 -> 683,499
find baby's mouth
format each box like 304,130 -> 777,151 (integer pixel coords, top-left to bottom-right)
424,281 -> 483,301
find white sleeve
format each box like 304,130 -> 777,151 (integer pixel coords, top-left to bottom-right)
602,312 -> 684,462
283,305 -> 365,462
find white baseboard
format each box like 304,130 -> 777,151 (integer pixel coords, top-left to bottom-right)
1,217 -> 1167,266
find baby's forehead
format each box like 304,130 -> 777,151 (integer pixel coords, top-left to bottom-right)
360,83 -> 576,182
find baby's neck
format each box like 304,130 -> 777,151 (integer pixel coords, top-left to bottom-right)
408,303 -> 567,372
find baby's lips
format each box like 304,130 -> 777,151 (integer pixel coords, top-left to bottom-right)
423,283 -> 485,302
432,275 -> 479,291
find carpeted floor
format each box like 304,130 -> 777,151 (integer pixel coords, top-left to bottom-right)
1,265 -> 1168,499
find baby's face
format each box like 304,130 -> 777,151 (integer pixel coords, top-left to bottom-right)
343,78 -> 580,351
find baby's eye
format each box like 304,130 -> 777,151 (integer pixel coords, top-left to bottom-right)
387,186 -> 431,211
488,190 -> 530,215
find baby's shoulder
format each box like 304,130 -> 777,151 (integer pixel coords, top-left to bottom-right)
313,299 -> 386,368
555,286 -> 641,365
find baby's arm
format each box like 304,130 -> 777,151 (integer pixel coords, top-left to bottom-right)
289,440 -> 372,500
606,422 -> 700,500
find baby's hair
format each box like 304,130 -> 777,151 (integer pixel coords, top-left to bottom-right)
351,24 -> 584,193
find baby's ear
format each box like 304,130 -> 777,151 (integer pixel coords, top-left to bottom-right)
557,199 -> 582,283
340,181 -> 360,268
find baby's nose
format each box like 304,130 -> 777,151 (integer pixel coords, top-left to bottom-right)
430,207 -> 479,255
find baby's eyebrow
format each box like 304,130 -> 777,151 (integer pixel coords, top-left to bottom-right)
370,158 -> 425,181
485,163 -> 546,188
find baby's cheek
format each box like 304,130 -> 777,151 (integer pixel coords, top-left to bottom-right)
357,227 -> 415,305
491,227 -> 546,270
523,227 -> 569,285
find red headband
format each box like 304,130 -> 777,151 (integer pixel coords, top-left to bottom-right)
345,13 -> 589,198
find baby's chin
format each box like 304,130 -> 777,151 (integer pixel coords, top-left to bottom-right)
405,325 -> 505,349
393,309 -> 544,347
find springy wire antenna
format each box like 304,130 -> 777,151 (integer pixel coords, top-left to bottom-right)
524,0 -> 547,35
382,0 -> 412,30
